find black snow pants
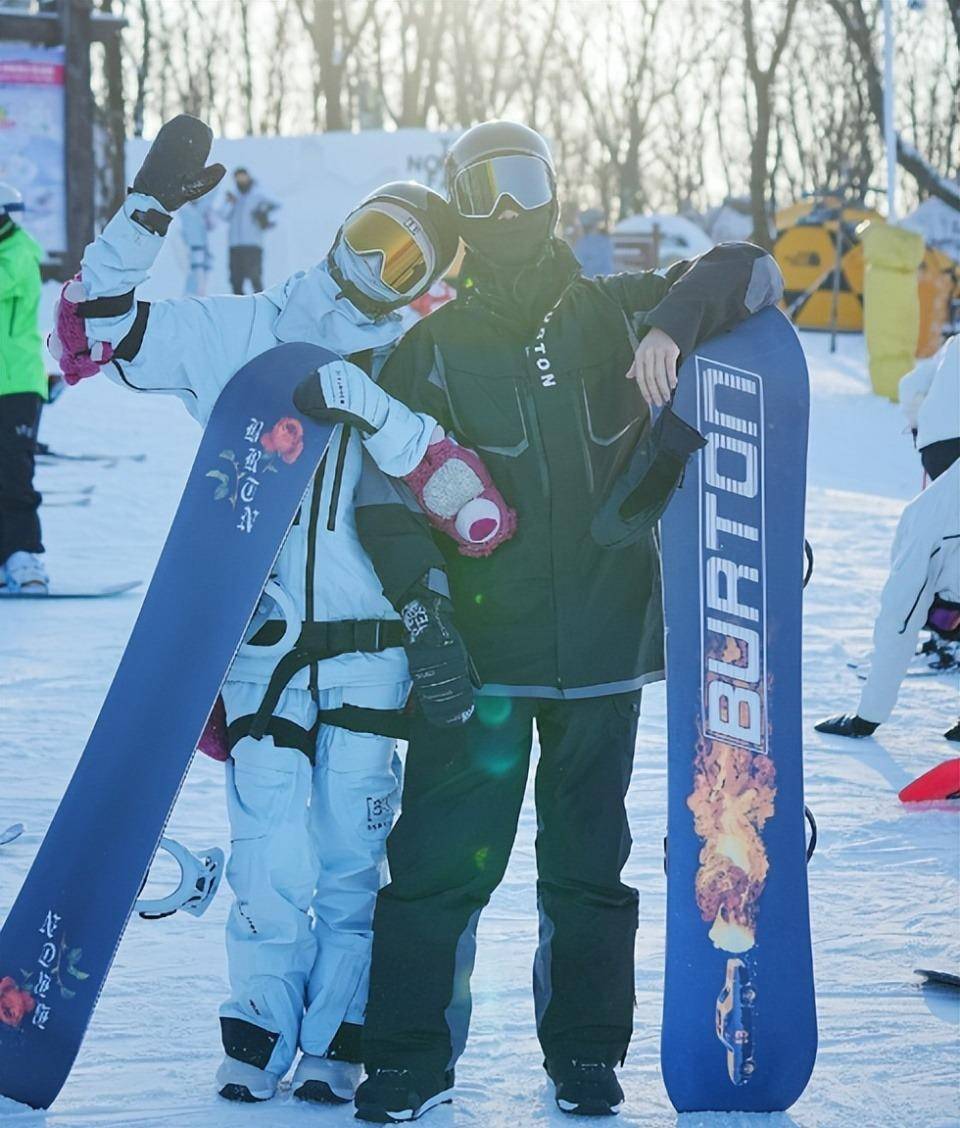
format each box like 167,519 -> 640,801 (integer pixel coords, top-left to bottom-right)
362,691 -> 642,1074
0,392 -> 43,566
229,245 -> 263,295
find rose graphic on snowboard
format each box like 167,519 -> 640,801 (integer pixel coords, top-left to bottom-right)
206,416 -> 304,509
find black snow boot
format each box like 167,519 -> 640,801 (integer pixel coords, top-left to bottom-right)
354,1067 -> 455,1122
545,1058 -> 624,1117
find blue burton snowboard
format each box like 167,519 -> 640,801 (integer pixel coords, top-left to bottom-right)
659,308 -> 817,1111
0,343 -> 336,1109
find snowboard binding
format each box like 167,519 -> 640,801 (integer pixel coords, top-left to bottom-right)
136,837 -> 224,920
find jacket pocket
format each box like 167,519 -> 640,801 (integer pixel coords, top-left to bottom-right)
580,360 -> 645,448
443,366 -> 530,458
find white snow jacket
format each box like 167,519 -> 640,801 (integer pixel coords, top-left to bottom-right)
858,460 -> 960,723
80,192 -> 437,695
219,185 -> 279,249
898,334 -> 960,451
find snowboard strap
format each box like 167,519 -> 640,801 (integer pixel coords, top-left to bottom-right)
227,707 -> 410,763
227,713 -> 318,760
315,704 -> 411,740
244,617 -> 406,743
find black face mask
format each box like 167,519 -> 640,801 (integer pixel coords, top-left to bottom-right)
460,205 -> 554,268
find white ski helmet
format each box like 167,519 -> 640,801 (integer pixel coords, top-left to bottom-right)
0,183 -> 25,216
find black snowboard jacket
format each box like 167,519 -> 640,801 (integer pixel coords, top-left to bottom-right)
360,238 -> 783,698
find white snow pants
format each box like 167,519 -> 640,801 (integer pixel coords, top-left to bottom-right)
218,678 -> 404,1077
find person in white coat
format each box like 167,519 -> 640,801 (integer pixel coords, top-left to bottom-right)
816,453 -> 960,742
219,167 -> 280,293
898,333 -> 959,481
49,116 -> 476,1107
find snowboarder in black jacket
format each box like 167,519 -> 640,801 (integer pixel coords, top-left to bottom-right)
354,121 -> 785,1122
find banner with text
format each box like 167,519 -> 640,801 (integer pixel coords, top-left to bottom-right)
0,43 -> 67,260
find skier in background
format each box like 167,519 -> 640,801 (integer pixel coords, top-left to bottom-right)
573,205 -> 614,277
814,461 -> 960,743
345,120 -> 784,1122
49,116 -> 482,1108
220,166 -> 280,294
898,332 -> 959,481
178,197 -> 216,296
0,183 -> 48,595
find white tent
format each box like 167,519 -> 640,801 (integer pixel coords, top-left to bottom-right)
901,196 -> 960,262
612,213 -> 713,272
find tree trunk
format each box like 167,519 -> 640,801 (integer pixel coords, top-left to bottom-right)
749,78 -> 773,248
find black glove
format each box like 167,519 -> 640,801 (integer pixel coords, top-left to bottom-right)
132,115 -> 225,214
815,713 -> 879,738
399,580 -> 475,728
944,721 -> 960,743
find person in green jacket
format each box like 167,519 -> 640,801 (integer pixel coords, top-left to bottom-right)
0,183 -> 48,594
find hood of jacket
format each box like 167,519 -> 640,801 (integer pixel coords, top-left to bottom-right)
265,260 -> 405,357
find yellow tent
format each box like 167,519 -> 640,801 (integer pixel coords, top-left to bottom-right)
773,198 -> 959,341
774,201 -> 881,332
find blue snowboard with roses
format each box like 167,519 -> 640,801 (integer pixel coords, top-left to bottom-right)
659,308 -> 817,1111
0,344 -> 335,1109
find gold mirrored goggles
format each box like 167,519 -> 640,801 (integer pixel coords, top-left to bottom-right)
342,207 -> 430,297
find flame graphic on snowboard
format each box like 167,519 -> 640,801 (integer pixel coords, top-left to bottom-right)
689,632 -> 777,1084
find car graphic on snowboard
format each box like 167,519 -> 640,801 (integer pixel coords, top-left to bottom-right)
715,958 -> 756,1085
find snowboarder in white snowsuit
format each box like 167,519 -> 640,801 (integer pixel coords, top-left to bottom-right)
49,116 -> 480,1107
816,454 -> 960,743
178,197 -> 215,296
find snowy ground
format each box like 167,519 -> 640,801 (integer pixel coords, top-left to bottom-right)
1,329 -> 958,1128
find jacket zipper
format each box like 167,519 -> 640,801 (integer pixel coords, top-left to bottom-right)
520,350 -> 563,689
305,452 -> 328,697
327,426 -> 351,532
8,297 -> 17,337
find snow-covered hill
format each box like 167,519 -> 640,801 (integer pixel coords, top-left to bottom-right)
0,330 -> 957,1127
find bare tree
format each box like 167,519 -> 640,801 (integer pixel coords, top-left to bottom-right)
371,0 -> 448,128
294,0 -> 376,131
741,0 -> 800,247
261,0 -> 295,135
565,0 -> 683,219
238,0 -> 256,135
130,0 -> 152,137
825,0 -> 960,212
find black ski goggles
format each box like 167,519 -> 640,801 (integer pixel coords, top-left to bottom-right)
342,205 -> 433,297
452,154 -> 555,219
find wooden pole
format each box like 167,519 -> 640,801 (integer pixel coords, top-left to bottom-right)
62,0 -> 94,278
99,0 -> 127,221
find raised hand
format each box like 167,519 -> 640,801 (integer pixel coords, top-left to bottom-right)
132,114 -> 226,213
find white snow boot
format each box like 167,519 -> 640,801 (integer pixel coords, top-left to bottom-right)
215,1055 -> 279,1103
292,1053 -> 362,1104
3,552 -> 48,595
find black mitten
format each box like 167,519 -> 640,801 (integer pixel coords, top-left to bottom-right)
399,580 -> 476,728
132,115 -> 225,214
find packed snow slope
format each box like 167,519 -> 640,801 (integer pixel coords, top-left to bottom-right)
1,329 -> 957,1127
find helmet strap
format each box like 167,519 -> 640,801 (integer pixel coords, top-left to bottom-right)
326,236 -> 406,319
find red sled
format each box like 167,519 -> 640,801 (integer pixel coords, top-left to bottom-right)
898,758 -> 960,803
